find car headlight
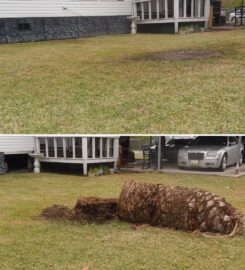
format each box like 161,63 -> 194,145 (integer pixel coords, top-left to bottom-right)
178,151 -> 188,158
206,151 -> 218,158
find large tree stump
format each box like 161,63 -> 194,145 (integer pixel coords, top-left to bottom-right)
74,197 -> 118,222
118,181 -> 244,235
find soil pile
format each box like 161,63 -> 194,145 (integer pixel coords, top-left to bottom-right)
41,197 -> 118,223
41,205 -> 74,220
75,197 -> 118,223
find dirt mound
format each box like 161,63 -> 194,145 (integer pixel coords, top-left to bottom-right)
118,180 -> 244,235
41,205 -> 74,220
41,198 -> 118,223
142,50 -> 223,61
75,197 -> 118,223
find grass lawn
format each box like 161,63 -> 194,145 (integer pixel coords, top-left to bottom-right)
222,0 -> 242,8
0,172 -> 245,270
0,30 -> 244,133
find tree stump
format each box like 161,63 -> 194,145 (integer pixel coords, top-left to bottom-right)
74,197 -> 118,222
118,180 -> 244,235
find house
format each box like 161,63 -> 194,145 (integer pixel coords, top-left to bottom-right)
0,0 -> 221,43
0,136 -> 35,173
0,0 -> 132,43
0,135 -> 244,176
0,135 -> 119,175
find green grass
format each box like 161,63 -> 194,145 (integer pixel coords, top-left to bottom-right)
222,0 -> 243,8
0,172 -> 245,270
0,30 -> 244,133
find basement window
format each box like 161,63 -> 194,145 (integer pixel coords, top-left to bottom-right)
17,23 -> 31,31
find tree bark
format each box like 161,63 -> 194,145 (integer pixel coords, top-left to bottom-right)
118,180 -> 244,235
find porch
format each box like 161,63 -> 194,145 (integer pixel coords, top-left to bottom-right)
130,0 -> 210,33
31,136 -> 119,176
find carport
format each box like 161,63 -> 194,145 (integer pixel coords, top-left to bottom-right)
119,136 -> 245,177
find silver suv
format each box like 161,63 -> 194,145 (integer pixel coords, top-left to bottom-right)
178,136 -> 244,171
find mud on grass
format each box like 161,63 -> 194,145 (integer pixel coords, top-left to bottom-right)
41,197 -> 118,223
139,50 -> 224,62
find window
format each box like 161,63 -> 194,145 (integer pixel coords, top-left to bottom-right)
102,138 -> 108,158
95,138 -> 101,158
109,139 -> 114,157
56,138 -> 64,158
87,138 -> 93,158
65,138 -> 73,158
75,138 -> 82,158
229,137 -> 238,146
48,138 -> 55,158
179,0 -> 184,17
17,23 -> 31,31
39,138 -> 46,157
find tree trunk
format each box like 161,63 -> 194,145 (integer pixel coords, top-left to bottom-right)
118,180 -> 244,235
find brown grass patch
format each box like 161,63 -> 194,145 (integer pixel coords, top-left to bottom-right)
141,50 -> 224,61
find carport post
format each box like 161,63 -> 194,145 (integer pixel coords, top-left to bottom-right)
82,137 -> 88,176
157,136 -> 162,171
235,136 -> 242,175
174,0 -> 179,33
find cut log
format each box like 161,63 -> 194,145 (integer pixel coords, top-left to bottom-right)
74,197 -> 118,222
118,180 -> 244,235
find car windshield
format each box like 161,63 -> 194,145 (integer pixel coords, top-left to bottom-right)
167,139 -> 192,146
236,9 -> 245,14
193,137 -> 227,146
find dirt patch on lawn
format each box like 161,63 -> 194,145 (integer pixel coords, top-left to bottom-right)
41,197 -> 118,223
74,196 -> 118,223
141,50 -> 224,62
41,205 -> 74,220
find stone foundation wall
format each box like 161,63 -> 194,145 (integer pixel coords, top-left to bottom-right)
0,153 -> 5,175
0,16 -> 131,44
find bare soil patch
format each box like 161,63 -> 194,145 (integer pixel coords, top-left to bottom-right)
41,205 -> 74,220
141,50 -> 224,61
75,196 -> 118,223
41,197 -> 118,223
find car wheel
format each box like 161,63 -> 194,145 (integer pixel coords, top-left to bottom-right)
220,155 -> 227,171
239,152 -> 243,166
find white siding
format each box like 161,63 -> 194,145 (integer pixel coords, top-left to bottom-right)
0,136 -> 35,154
0,0 -> 132,18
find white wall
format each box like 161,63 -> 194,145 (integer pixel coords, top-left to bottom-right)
0,136 -> 35,154
0,0 -> 132,18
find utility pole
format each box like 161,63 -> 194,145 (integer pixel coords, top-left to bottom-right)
235,136 -> 242,175
241,0 -> 244,26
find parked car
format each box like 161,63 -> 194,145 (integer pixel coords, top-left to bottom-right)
164,138 -> 195,162
178,136 -> 244,171
229,8 -> 245,24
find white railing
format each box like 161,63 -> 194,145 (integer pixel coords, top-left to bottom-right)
34,136 -> 118,160
132,0 -> 209,32
32,136 -> 119,175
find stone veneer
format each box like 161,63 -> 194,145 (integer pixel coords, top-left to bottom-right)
0,16 -> 131,44
0,153 -> 5,175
